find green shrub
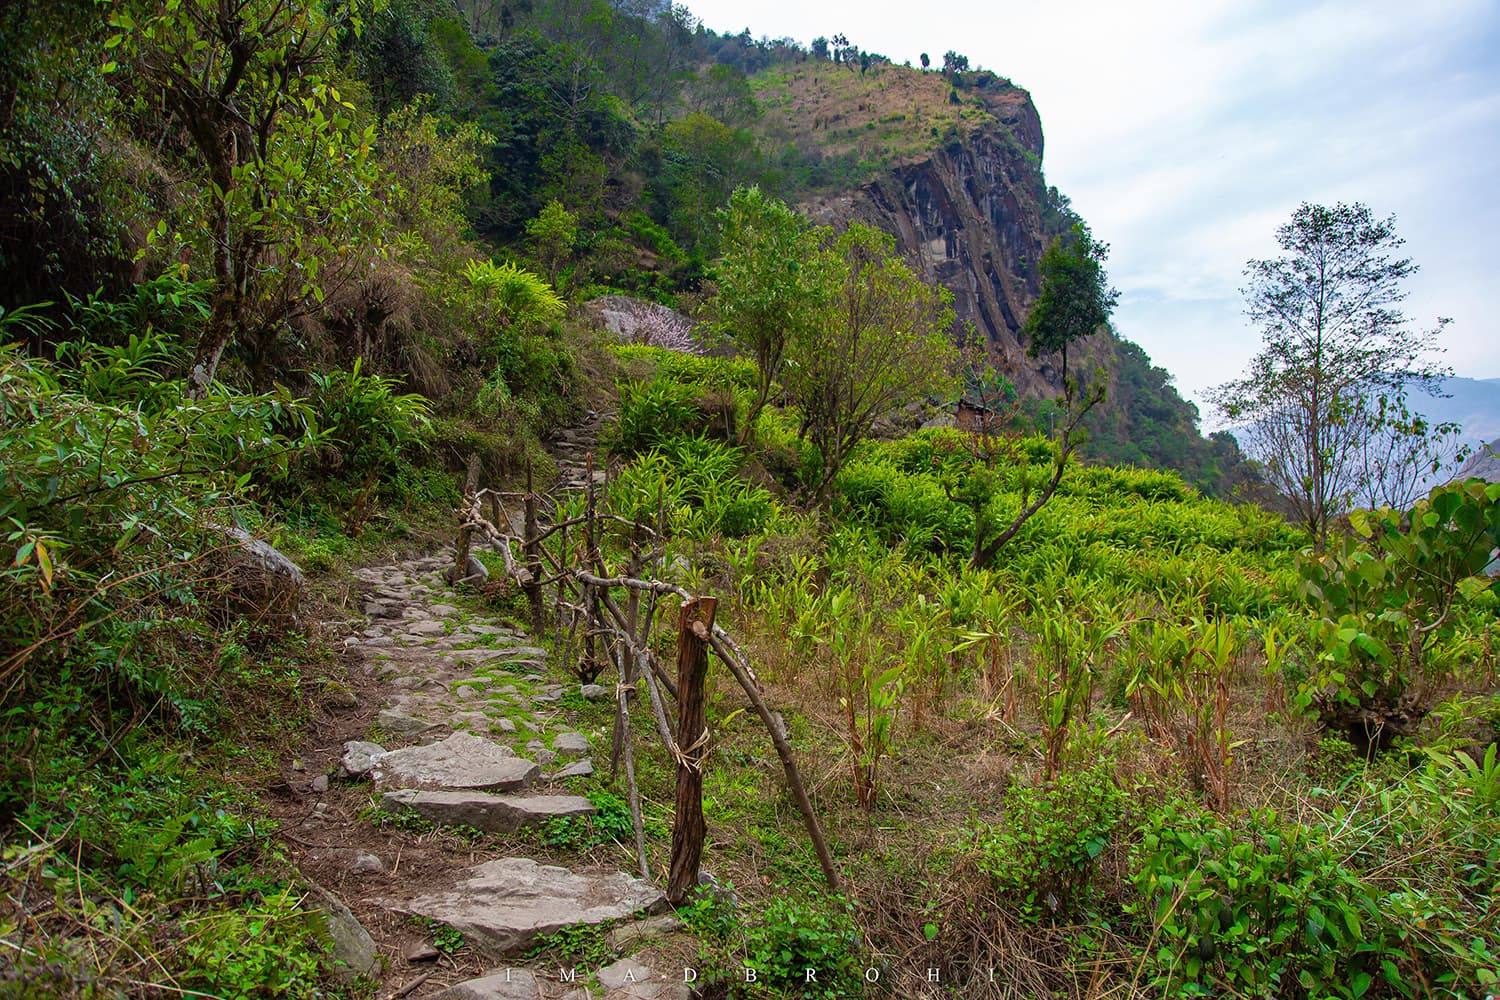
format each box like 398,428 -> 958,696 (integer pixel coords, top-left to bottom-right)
742,893 -> 862,997
836,458 -> 973,553
1130,766 -> 1500,1000
607,436 -> 778,541
609,378 -> 702,454
1296,481 -> 1500,745
181,890 -> 325,998
976,757 -> 1124,921
0,343 -> 316,760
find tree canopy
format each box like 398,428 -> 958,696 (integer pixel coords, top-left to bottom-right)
1210,202 -> 1453,543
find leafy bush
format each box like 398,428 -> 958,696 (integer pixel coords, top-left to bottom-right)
607,436 -> 777,540
1131,758 -> 1500,1000
275,359 -> 430,534
1296,481 -> 1500,746
544,789 -> 638,849
836,458 -> 973,553
1131,802 -> 1375,997
609,378 -> 702,454
742,893 -> 862,997
181,891 -> 324,998
0,342 -> 316,762
977,757 -> 1124,921
62,274 -> 212,351
300,359 -> 430,481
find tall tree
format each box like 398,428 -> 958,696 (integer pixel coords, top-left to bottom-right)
713,187 -> 826,444
1209,202 -> 1453,545
117,0 -> 384,395
971,224 -> 1116,566
784,223 -> 956,501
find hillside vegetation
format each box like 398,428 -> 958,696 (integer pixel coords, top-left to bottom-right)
0,0 -> 1496,997
748,62 -> 1020,183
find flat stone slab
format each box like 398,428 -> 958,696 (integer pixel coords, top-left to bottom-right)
307,847 -> 386,875
381,789 -> 593,834
451,647 -> 546,667
552,759 -> 595,780
553,732 -> 590,755
599,955 -> 694,1000
377,708 -> 439,734
430,969 -> 541,1000
374,732 -> 539,792
401,858 -> 664,958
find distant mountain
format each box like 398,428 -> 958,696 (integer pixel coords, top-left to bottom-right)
1454,439 -> 1500,482
1415,375 -> 1500,444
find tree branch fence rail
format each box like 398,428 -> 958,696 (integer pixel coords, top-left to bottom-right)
450,453 -> 841,900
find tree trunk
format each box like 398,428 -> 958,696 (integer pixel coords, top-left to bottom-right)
667,596 -> 716,904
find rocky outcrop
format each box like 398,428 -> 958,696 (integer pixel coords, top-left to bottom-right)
804,89 -> 1083,397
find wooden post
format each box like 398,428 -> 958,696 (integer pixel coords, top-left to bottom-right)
708,633 -> 844,894
581,452 -> 598,682
667,596 -> 716,905
451,451 -> 482,584
523,459 -> 544,636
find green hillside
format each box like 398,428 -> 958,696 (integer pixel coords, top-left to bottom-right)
1,1 -> 1497,997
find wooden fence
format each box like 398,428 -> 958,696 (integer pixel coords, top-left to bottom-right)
453,455 -> 840,901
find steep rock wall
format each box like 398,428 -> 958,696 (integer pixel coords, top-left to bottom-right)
802,90 -> 1072,396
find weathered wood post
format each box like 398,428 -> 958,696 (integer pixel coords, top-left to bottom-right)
450,451 -> 482,584
667,596 -> 716,904
523,459 -> 544,636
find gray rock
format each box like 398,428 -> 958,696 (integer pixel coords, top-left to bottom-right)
552,759 -> 595,780
400,858 -> 664,958
322,682 -> 359,710
309,774 -> 330,794
445,554 -> 489,585
430,969 -> 539,1000
226,527 -> 305,586
552,732 -> 590,755
308,848 -> 386,875
580,684 -> 610,701
404,620 -> 447,637
493,718 -> 517,733
492,646 -> 550,662
598,955 -> 693,1000
340,741 -> 387,777
223,527 -> 304,614
309,885 -> 379,982
381,789 -> 594,833
606,915 -> 685,952
374,732 -> 538,792
392,675 -> 445,691
429,603 -> 459,616
451,711 -> 490,730
377,708 -> 438,735
404,941 -> 440,962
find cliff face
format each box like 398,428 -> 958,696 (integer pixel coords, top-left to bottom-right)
799,89 -> 1063,395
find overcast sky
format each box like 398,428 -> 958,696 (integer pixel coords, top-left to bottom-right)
684,0 -> 1500,418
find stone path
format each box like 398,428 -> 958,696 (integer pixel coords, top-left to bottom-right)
303,547 -> 695,999
547,409 -> 612,494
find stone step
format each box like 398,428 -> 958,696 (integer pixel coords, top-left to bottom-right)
380,789 -> 593,834
395,858 -> 664,958
372,732 -> 539,792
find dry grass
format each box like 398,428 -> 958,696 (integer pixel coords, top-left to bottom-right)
749,62 -> 1029,169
